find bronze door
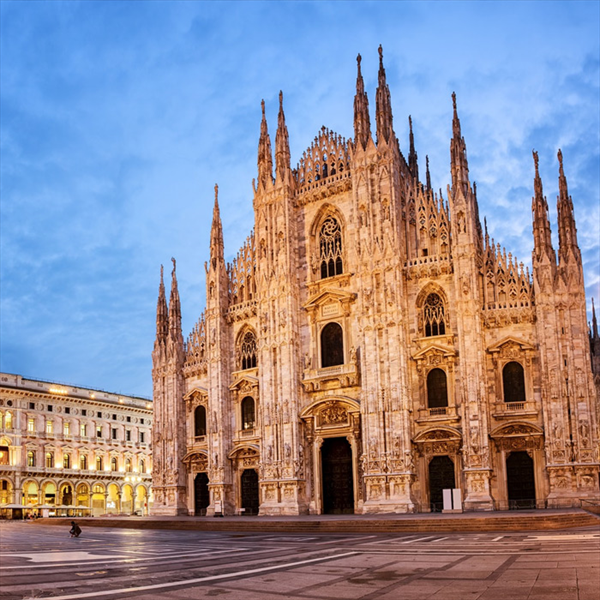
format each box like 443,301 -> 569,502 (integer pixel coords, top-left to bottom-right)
321,437 -> 354,514
241,469 -> 259,515
506,451 -> 535,509
194,472 -> 210,516
428,455 -> 455,512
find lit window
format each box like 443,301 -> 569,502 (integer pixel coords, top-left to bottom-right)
96,425 -> 102,438
46,420 -> 54,434
111,457 -> 117,471
28,418 -> 35,433
126,458 -> 132,472
96,456 -> 103,471
45,451 -> 54,468
80,454 -> 88,470
4,412 -> 13,430
63,422 -> 71,436
139,459 -> 145,474
0,446 -> 9,466
27,450 -> 35,467
241,397 -> 255,430
80,423 -> 87,437
63,453 -> 71,469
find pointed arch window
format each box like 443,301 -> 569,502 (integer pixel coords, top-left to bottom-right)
194,405 -> 207,437
423,293 -> 446,337
503,361 -> 526,404
427,369 -> 448,408
239,331 -> 257,370
241,396 -> 255,430
321,322 -> 344,368
319,217 -> 343,279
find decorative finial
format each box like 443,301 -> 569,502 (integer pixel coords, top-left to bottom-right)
378,44 -> 383,62
171,257 -> 176,274
160,264 -> 164,281
261,99 -> 265,117
409,115 -> 413,131
357,53 -> 362,66
452,91 -> 457,112
279,90 -> 283,108
214,183 -> 218,201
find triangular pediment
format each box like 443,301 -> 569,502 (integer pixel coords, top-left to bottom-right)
412,343 -> 456,361
303,288 -> 356,312
183,386 -> 208,400
229,374 -> 259,392
487,336 -> 536,354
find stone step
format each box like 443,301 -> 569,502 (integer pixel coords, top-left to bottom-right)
35,509 -> 600,533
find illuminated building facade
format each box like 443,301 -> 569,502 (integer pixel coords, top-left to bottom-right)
152,48 -> 599,516
0,373 -> 153,516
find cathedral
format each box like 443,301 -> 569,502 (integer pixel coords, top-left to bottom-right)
151,47 -> 600,516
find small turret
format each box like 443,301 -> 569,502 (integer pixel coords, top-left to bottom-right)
168,257 -> 182,341
275,91 -> 291,184
353,53 -> 372,150
257,100 -> 273,189
450,92 -> 470,196
155,265 -> 168,346
556,149 -> 581,269
408,116 -> 418,180
375,45 -> 395,146
209,184 -> 225,268
531,150 -> 556,268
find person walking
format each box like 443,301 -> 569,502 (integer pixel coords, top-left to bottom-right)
69,521 -> 82,538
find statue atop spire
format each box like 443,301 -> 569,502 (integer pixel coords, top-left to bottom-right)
257,99 -> 273,189
275,91 -> 291,183
425,155 -> 432,191
376,45 -> 394,146
168,257 -> 182,341
353,53 -> 372,150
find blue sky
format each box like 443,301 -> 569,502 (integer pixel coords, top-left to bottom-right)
1,1 -> 599,398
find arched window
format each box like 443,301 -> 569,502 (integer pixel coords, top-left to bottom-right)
239,331 -> 257,370
139,459 -> 146,474
194,406 -> 207,437
321,322 -> 344,367
503,362 -> 526,403
125,458 -> 132,472
27,450 -> 35,467
423,293 -> 446,337
111,457 -> 118,471
45,451 -> 54,468
96,456 -> 104,471
80,454 -> 88,470
427,369 -> 448,408
63,453 -> 71,469
4,411 -> 12,429
319,217 -> 343,279
241,397 -> 255,430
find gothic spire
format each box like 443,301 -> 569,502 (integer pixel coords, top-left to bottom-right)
408,115 -> 418,180
257,99 -> 273,189
556,149 -> 581,266
375,45 -> 394,146
425,155 -> 432,191
450,92 -> 470,195
209,184 -> 225,266
155,264 -> 168,344
275,91 -> 291,183
531,150 -> 556,267
353,53 -> 372,150
168,257 -> 182,340
592,298 -> 599,339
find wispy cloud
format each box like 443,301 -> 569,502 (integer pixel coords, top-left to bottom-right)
1,1 -> 598,396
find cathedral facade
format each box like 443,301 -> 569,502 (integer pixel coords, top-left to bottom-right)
151,48 -> 600,516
